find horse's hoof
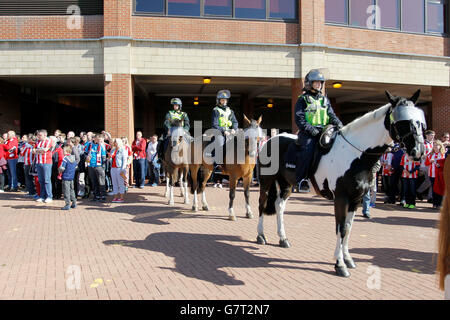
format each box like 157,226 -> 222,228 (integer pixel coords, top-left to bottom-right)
256,235 -> 267,245
246,212 -> 254,219
229,216 -> 237,221
202,206 -> 209,211
279,239 -> 291,248
344,258 -> 356,269
168,201 -> 174,206
192,206 -> 198,212
335,264 -> 351,278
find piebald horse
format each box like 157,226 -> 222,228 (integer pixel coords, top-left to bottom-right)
163,123 -> 190,206
219,115 -> 263,221
257,90 -> 426,277
438,157 -> 450,299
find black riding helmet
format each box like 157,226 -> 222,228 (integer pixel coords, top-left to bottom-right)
304,69 -> 326,93
216,90 -> 231,106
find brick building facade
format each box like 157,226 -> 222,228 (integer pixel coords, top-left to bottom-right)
0,0 -> 449,139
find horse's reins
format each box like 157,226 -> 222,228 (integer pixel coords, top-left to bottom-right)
337,131 -> 389,157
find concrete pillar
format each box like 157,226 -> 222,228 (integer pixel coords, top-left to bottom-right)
299,0 -> 325,44
291,78 -> 303,133
431,86 -> 450,137
104,74 -> 135,142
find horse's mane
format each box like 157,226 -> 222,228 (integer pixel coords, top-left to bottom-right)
340,104 -> 391,135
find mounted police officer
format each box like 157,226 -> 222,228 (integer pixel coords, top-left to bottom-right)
158,98 -> 190,160
294,69 -> 343,191
211,90 -> 238,162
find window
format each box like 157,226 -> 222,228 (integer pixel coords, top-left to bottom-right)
402,0 -> 425,33
133,0 -> 297,21
136,0 -> 164,13
378,0 -> 399,29
350,0 -> 375,27
325,0 -> 447,34
204,0 -> 232,16
427,0 -> 445,33
168,0 -> 200,16
269,0 -> 297,19
235,0 -> 266,19
325,0 -> 348,24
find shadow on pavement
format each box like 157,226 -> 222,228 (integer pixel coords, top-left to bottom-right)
358,215 -> 438,229
104,232 -> 335,286
351,247 -> 436,275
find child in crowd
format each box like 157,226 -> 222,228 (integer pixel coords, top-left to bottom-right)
400,153 -> 421,209
58,145 -> 78,210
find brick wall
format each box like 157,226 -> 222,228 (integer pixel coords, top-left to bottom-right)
104,74 -> 134,141
0,16 -> 103,40
325,25 -> 450,57
132,16 -> 299,44
299,0 -> 324,44
432,87 -> 450,137
104,0 -> 131,37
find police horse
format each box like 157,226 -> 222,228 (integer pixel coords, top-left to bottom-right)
219,115 -> 263,221
256,90 -> 426,277
163,121 -> 190,206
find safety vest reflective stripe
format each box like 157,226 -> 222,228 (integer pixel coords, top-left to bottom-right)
214,107 -> 232,128
303,96 -> 329,126
168,111 -> 185,127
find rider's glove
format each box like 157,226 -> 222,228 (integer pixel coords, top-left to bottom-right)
311,128 -> 320,137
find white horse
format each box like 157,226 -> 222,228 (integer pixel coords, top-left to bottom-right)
257,90 -> 426,277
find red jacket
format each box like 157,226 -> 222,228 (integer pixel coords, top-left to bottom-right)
0,144 -> 6,160
5,137 -> 19,160
433,158 -> 446,196
132,138 -> 147,160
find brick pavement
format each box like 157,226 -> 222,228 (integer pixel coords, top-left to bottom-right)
0,185 -> 444,300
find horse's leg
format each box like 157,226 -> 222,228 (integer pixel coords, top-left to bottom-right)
228,174 -> 238,221
179,172 -> 184,198
201,166 -> 212,211
342,208 -> 357,269
183,169 -> 189,205
190,166 -> 199,211
276,181 -> 292,248
333,197 -> 351,277
256,177 -> 272,245
165,176 -> 170,198
243,174 -> 254,219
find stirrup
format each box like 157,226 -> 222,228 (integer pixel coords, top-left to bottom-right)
298,179 -> 310,193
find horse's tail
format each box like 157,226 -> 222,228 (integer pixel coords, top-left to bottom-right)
188,168 -> 194,194
437,158 -> 450,291
264,180 -> 278,215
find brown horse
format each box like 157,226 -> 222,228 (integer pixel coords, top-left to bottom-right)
219,115 -> 263,221
163,124 -> 190,206
188,137 -> 214,212
437,156 -> 450,298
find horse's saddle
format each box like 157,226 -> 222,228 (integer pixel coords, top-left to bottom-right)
284,125 -> 339,177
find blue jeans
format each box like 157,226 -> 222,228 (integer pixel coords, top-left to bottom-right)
362,189 -> 371,215
133,159 -> 146,187
36,163 -> 53,200
7,158 -> 18,189
24,165 -> 36,195
401,178 -> 416,205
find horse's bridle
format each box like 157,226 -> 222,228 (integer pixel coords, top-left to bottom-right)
338,102 -> 426,156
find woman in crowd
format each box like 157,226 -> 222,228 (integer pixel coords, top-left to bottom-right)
110,138 -> 128,203
426,140 -> 447,209
0,137 -> 7,192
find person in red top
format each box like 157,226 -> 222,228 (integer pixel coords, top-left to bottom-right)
131,131 -> 147,189
417,130 -> 435,202
20,134 -> 36,196
380,148 -> 393,203
0,136 -> 7,192
51,136 -> 64,200
400,153 -> 421,209
34,129 -> 54,203
4,130 -> 19,191
426,140 -> 447,209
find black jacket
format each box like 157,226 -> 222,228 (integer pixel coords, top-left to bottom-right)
294,91 -> 342,136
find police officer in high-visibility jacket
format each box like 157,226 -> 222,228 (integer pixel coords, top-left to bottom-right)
159,98 -> 190,160
294,69 -> 343,191
211,90 -> 238,160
